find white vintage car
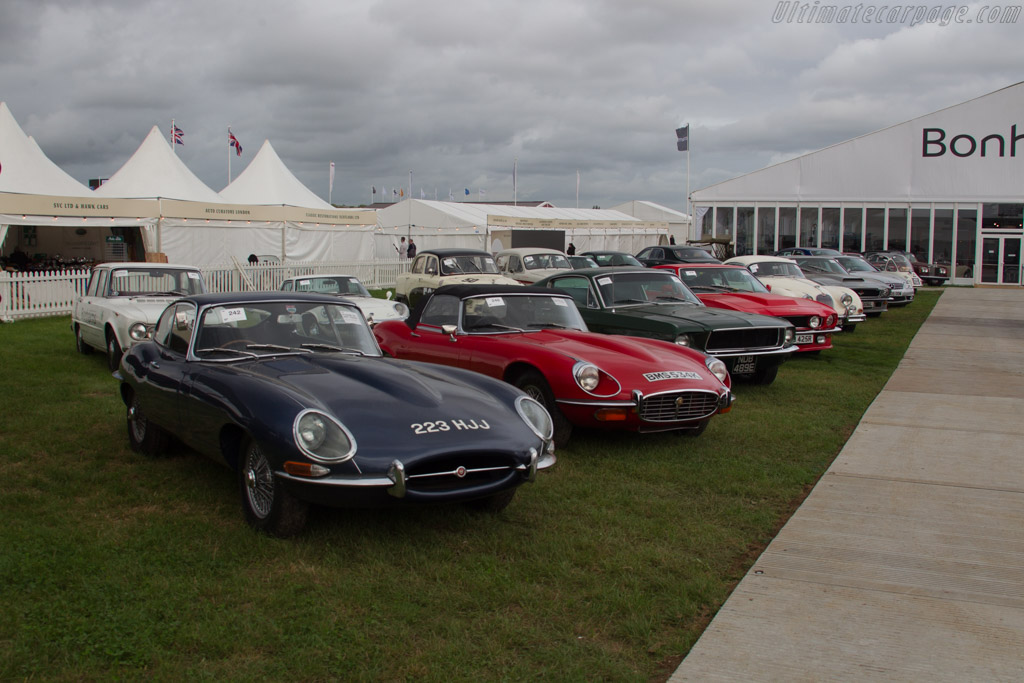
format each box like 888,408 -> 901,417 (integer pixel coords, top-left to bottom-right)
495,247 -> 573,284
725,255 -> 866,331
279,274 -> 409,325
72,262 -> 207,370
395,248 -> 519,307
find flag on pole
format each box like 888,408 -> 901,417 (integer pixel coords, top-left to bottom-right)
420,188 -> 425,199
229,129 -> 243,156
172,125 -> 184,146
449,188 -> 454,201
675,125 -> 689,152
372,186 -> 377,195
464,188 -> 470,196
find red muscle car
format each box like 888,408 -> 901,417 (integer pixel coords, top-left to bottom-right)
654,263 -> 840,353
373,284 -> 734,446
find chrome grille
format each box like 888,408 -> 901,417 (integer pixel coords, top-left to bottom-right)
404,454 -> 516,492
639,391 -> 720,422
705,327 -> 784,352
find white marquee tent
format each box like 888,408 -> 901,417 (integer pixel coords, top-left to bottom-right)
375,199 -> 668,255
610,200 -> 692,242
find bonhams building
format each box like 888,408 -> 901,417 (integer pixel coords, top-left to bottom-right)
691,82 -> 1024,286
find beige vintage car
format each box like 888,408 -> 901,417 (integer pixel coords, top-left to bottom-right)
395,248 -> 519,307
725,255 -> 865,331
72,262 -> 207,370
495,247 -> 574,284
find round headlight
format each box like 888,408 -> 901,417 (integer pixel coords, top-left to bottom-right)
674,334 -> 693,347
809,316 -> 821,329
784,328 -> 795,344
840,293 -> 853,306
129,322 -> 150,341
574,363 -> 601,392
705,357 -> 729,384
826,315 -> 836,327
293,410 -> 356,462
516,396 -> 553,441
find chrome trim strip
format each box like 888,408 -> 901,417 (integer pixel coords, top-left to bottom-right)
555,398 -> 637,407
275,471 -> 394,487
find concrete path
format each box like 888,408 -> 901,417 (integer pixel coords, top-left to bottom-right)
671,287 -> 1024,682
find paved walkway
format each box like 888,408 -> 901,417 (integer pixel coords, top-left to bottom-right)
671,287 -> 1024,682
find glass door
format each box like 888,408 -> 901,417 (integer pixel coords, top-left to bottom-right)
981,237 -> 1022,284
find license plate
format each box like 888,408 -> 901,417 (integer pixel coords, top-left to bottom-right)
795,333 -> 813,344
732,355 -> 757,374
865,300 -> 878,308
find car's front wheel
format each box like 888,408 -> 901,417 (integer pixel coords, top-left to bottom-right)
751,364 -> 779,386
239,439 -> 308,538
127,393 -> 169,456
106,331 -> 123,372
75,325 -> 93,355
512,369 -> 572,447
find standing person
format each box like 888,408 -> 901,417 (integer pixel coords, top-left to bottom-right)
669,235 -> 676,245
396,237 -> 408,259
566,242 -> 576,255
407,238 -> 417,258
247,253 -> 259,265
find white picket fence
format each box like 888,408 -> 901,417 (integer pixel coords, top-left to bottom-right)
0,259 -> 411,322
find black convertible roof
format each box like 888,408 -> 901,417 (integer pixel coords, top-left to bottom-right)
404,284 -> 571,329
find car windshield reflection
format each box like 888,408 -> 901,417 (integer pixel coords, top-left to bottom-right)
193,301 -> 381,358
461,294 -> 587,333
594,272 -> 701,306
440,255 -> 501,275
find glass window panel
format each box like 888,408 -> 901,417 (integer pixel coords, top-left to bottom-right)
981,203 -> 1024,230
955,209 -> 977,278
778,208 -> 796,250
887,208 -> 908,251
716,206 -> 734,240
799,207 -> 818,247
843,208 -> 863,253
821,208 -> 840,249
701,209 -> 714,238
736,207 -> 754,256
933,209 -> 953,270
757,207 -> 776,254
910,208 -> 931,260
865,208 -> 885,251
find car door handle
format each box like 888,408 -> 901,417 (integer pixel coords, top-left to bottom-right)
148,361 -> 160,369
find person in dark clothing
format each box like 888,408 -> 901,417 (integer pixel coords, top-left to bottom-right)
566,242 -> 576,255
248,253 -> 258,265
407,239 -> 417,258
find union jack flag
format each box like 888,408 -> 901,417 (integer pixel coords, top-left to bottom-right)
228,130 -> 243,156
172,125 -> 184,145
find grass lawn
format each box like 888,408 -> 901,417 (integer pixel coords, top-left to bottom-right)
0,291 -> 940,681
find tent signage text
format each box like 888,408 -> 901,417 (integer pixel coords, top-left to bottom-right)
922,125 -> 1024,158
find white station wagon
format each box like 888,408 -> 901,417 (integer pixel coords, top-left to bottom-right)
72,262 -> 207,370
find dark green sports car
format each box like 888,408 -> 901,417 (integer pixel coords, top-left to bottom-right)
534,267 -> 796,384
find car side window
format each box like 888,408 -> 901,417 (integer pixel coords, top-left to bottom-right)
650,248 -> 663,259
546,276 -> 597,308
425,256 -> 438,276
510,255 -> 522,273
419,295 -> 459,328
154,302 -> 196,355
94,270 -> 109,297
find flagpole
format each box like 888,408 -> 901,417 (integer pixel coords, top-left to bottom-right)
171,119 -> 176,155
227,126 -> 232,185
576,170 -> 580,209
514,157 -> 518,206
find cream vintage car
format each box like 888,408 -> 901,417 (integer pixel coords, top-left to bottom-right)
72,262 -> 207,370
395,248 -> 519,307
725,255 -> 866,331
495,247 -> 573,284
279,274 -> 409,325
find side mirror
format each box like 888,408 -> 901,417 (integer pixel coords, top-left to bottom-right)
386,291 -> 393,300
441,324 -> 458,341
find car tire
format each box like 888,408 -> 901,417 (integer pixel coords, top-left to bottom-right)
512,369 -> 572,447
239,438 -> 308,538
843,324 -> 857,333
751,364 -> 779,386
465,488 -> 517,513
75,325 -> 93,355
127,393 -> 169,456
106,331 -> 123,372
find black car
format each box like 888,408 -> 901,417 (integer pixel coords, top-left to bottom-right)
534,267 -> 796,384
636,245 -> 721,266
117,292 -> 555,537
773,247 -> 841,257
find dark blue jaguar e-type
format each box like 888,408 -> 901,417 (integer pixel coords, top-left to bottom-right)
117,292 -> 555,537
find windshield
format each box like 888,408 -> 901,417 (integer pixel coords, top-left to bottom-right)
193,301 -> 381,358
522,253 -> 572,270
746,261 -> 805,278
588,252 -> 644,267
439,254 -> 501,275
107,268 -> 205,297
670,247 -> 718,261
461,294 -> 587,333
799,259 -> 849,275
835,256 -> 876,273
594,271 -> 701,306
289,276 -> 370,297
674,267 -> 770,294
569,256 -> 598,269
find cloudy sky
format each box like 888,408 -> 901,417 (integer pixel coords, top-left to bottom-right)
2,0 -> 1021,213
